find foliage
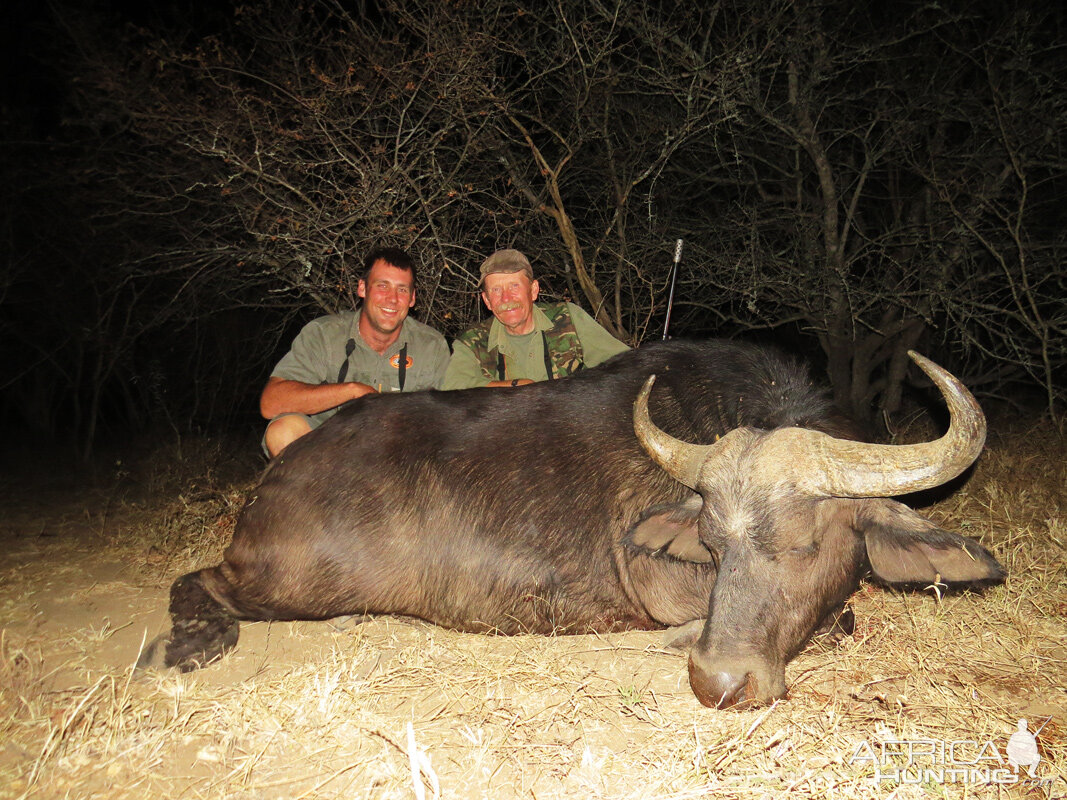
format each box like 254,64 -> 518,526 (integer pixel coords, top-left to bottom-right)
2,0 -> 1065,452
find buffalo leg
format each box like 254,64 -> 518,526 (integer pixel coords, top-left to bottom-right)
808,604 -> 855,648
163,570 -> 240,672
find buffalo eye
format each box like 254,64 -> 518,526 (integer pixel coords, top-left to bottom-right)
788,541 -> 820,558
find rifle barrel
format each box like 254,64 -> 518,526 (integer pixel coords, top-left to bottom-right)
662,239 -> 684,340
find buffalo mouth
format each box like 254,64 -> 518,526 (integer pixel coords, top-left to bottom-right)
687,656 -> 785,710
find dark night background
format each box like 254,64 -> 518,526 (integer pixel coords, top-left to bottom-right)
0,10 -> 1064,794
2,0 -> 1065,469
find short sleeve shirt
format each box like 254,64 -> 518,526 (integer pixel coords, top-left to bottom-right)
271,310 -> 450,427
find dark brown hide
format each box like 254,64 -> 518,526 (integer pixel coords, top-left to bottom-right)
147,342 -> 1003,708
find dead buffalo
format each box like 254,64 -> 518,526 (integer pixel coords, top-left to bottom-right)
144,340 -> 1003,708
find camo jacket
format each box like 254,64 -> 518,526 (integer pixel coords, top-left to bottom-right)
443,302 -> 630,389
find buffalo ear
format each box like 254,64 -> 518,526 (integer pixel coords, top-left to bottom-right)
624,494 -> 712,564
860,499 -> 1005,585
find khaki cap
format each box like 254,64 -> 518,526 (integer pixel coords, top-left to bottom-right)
479,249 -> 533,285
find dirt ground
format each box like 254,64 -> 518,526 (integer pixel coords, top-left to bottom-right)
1,432 -> 1065,799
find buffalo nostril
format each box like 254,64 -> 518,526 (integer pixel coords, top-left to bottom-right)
688,659 -> 756,709
712,672 -> 747,708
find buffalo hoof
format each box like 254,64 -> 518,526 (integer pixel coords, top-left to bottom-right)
809,605 -> 856,649
329,614 -> 371,632
164,571 -> 240,672
134,632 -> 170,673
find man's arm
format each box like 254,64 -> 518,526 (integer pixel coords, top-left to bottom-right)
568,304 -> 631,367
442,342 -> 490,390
421,332 -> 453,390
259,376 -> 376,419
442,344 -> 533,389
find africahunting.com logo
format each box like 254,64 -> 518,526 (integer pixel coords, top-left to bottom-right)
849,718 -> 1056,788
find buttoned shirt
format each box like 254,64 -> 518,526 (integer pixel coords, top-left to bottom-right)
271,309 -> 450,426
443,302 -> 629,389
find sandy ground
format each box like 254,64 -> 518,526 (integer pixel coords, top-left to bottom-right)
1,440 -> 1064,799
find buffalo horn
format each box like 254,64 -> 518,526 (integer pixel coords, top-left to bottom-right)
632,375 -> 717,489
633,353 -> 986,499
789,351 -> 987,497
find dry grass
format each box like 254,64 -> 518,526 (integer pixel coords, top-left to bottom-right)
0,426 -> 1064,799
100,435 -> 256,582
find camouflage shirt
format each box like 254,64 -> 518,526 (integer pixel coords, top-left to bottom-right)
443,302 -> 630,389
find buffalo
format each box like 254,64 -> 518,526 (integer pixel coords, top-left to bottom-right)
143,340 -> 1003,708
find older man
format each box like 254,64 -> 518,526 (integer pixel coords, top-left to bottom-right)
260,247 -> 450,456
443,249 -> 629,389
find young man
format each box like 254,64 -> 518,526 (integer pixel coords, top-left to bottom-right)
260,247 -> 449,456
443,248 -> 629,390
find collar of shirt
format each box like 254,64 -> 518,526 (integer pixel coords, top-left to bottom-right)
487,303 -> 553,355
348,309 -> 409,359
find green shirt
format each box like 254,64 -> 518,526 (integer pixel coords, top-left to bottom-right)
443,302 -> 630,390
271,310 -> 450,427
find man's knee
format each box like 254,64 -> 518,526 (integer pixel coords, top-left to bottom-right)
264,414 -> 313,458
